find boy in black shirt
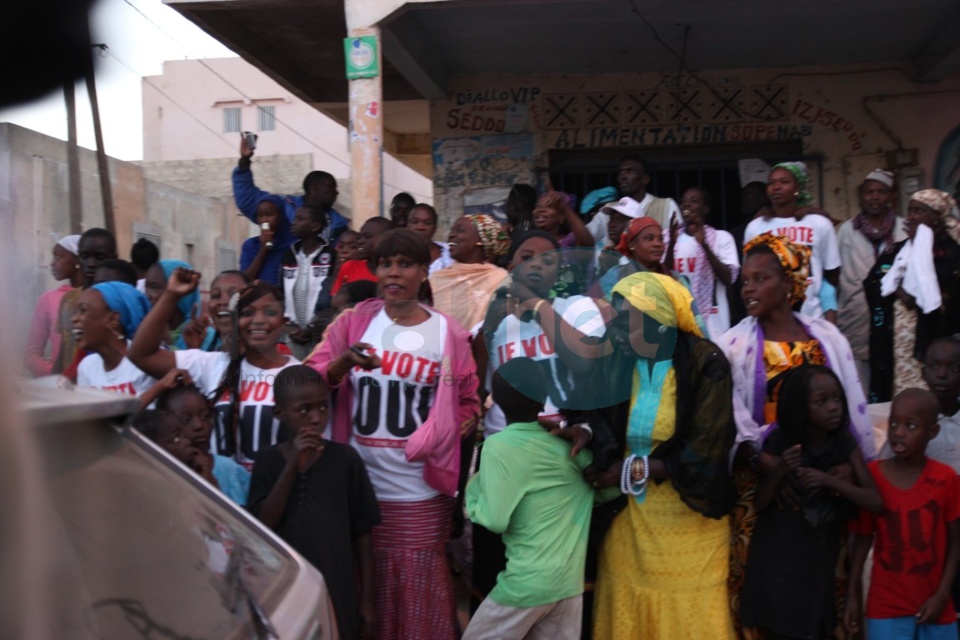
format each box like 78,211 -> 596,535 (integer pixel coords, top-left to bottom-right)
248,365 -> 380,639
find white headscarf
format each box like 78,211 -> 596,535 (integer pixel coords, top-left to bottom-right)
56,234 -> 81,256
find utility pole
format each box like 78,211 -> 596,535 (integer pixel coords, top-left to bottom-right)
87,45 -> 114,235
63,82 -> 83,235
343,19 -> 384,226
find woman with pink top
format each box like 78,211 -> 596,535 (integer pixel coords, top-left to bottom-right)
24,235 -> 83,376
308,228 -> 480,640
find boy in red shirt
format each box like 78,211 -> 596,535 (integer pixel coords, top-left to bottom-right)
846,388 -> 960,640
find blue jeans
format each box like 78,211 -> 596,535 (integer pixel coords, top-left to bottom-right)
866,617 -> 959,640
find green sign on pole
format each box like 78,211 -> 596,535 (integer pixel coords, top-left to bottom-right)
344,36 -> 379,79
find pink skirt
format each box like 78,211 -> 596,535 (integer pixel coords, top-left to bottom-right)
371,495 -> 457,640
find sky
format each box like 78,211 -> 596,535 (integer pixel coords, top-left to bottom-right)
0,0 -> 236,161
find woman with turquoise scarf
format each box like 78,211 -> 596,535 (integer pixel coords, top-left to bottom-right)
588,272 -> 737,639
144,259 -> 217,350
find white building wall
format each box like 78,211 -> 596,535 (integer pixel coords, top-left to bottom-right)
0,123 -> 249,374
142,57 -> 432,212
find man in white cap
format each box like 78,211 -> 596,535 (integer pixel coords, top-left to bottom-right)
586,156 -> 680,248
598,196 -> 645,250
837,169 -> 906,392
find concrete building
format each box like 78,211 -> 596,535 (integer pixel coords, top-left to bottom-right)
164,0 -> 960,234
0,122 -> 250,367
139,57 -> 433,219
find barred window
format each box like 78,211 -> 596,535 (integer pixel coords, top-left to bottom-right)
217,241 -> 238,273
257,105 -> 276,132
223,107 -> 242,133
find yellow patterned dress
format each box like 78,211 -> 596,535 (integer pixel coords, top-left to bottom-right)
594,367 -> 734,639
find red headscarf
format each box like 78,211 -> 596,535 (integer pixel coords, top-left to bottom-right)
616,216 -> 662,257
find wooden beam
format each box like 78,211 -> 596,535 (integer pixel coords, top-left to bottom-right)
63,83 -> 83,235
86,57 -> 115,236
914,13 -> 960,82
379,15 -> 449,101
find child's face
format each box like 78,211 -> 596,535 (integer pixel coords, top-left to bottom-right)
509,237 -> 560,298
157,418 -> 195,467
291,207 -> 323,240
167,391 -> 214,452
144,263 -> 167,308
923,343 -> 960,405
807,373 -> 844,432
336,233 -> 358,262
888,396 -> 940,460
275,383 -> 330,438
256,201 -> 281,231
356,221 -> 388,258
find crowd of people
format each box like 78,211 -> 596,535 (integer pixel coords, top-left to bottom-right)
21,147 -> 960,640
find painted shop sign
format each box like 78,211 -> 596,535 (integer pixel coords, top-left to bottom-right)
454,87 -> 542,105
550,123 -> 814,149
441,82 -> 864,150
445,103 -> 541,134
540,85 -> 790,129
791,99 -> 863,151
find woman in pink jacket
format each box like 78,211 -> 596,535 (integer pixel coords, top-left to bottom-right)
24,235 -> 83,376
307,228 -> 480,640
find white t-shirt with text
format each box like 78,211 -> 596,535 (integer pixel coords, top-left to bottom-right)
77,353 -> 156,397
485,295 -> 606,435
667,230 -> 740,337
175,350 -> 300,469
351,308 -> 446,502
744,213 -> 840,318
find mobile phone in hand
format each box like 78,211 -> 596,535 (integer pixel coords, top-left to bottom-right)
349,345 -> 369,360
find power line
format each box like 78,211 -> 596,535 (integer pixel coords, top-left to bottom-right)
103,45 -> 306,192
623,0 -> 784,122
194,59 -> 352,172
111,47 -> 433,205
106,48 -> 237,156
105,47 -> 292,195
120,0 -> 433,201
121,0 -> 350,172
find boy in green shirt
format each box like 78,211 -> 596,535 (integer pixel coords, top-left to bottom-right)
464,357 -> 594,640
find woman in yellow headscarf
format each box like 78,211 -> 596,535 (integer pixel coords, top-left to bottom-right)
588,271 -> 737,639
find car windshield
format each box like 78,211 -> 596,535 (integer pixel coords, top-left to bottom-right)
35,418 -> 296,639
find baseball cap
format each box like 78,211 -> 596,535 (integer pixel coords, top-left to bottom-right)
600,197 -> 644,219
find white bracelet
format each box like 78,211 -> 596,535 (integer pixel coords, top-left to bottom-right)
572,422 -> 593,441
619,455 -> 634,494
620,454 -> 647,496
